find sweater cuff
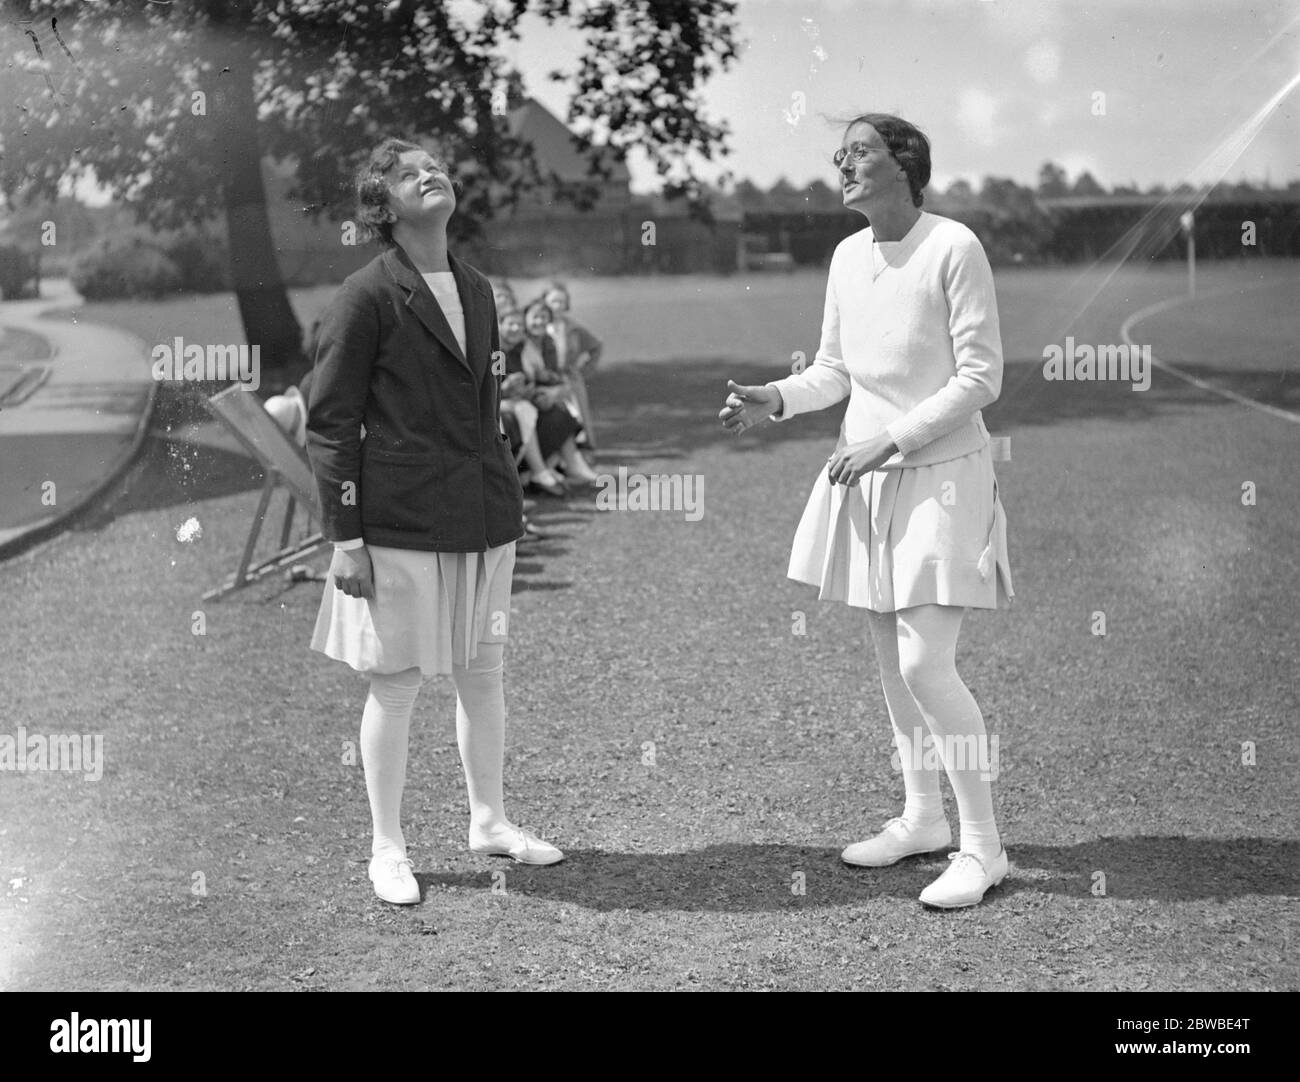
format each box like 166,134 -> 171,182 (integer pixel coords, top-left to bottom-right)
885,414 -> 930,457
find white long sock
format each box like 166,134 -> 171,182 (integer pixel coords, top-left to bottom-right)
894,605 -> 1001,861
866,609 -> 945,828
452,642 -> 509,835
360,667 -> 423,860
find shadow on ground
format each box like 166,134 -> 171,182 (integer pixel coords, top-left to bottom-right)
584,356 -> 1300,462
90,354 -> 1298,526
412,836 -> 1297,912
85,433 -> 262,528
79,384 -> 585,592
75,354 -> 1296,596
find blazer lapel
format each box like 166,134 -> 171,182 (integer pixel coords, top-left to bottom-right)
449,251 -> 492,382
383,244 -> 473,375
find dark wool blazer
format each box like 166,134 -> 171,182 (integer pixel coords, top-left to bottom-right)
305,244 -> 525,552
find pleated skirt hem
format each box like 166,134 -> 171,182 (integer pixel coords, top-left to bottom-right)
786,445 -> 1014,613
309,542 -> 516,678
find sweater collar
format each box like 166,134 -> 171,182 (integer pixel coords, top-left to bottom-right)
868,211 -> 934,275
869,209 -> 930,246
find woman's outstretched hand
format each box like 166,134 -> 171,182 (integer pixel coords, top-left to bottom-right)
827,434 -> 899,486
720,379 -> 782,434
330,545 -> 375,600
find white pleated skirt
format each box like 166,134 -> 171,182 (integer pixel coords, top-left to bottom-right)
788,444 -> 1013,612
310,542 -> 516,677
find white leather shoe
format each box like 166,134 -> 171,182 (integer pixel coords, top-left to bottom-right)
368,854 -> 420,905
841,816 -> 951,867
468,825 -> 564,866
560,459 -> 601,485
919,847 -> 1008,909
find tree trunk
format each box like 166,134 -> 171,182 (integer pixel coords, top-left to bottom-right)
209,33 -> 305,396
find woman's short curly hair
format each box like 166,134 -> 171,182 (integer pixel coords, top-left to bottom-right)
354,136 -> 456,246
839,113 -> 932,207
522,296 -> 553,327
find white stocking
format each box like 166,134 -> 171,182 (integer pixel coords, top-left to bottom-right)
866,609 -> 945,826
360,667 -> 423,860
894,604 -> 1001,861
452,642 -> 509,834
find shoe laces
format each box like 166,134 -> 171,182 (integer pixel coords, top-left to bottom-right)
478,823 -> 525,847
946,850 -> 988,874
379,855 -> 414,878
880,816 -> 934,837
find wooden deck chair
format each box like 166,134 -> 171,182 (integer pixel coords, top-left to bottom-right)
201,384 -> 330,601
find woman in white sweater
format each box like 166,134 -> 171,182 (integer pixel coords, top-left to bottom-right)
721,113 -> 1013,909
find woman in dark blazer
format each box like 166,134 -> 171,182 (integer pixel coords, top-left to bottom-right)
306,136 -> 564,906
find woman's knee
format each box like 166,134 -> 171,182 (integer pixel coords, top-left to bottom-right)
896,607 -> 961,678
367,666 -> 423,708
896,646 -> 940,702
454,642 -> 504,679
371,666 -> 422,690
895,631 -> 958,705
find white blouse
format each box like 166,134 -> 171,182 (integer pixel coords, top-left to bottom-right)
421,270 -> 467,357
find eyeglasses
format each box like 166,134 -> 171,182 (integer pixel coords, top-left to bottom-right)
832,143 -> 887,167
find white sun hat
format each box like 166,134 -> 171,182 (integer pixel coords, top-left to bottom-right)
263,385 -> 308,448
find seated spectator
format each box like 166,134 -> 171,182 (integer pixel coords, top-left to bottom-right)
490,277 -> 518,318
542,280 -> 603,452
500,305 -> 599,491
521,296 -> 589,440
497,357 -> 554,494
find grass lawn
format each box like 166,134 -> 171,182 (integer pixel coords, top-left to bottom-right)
2,258 -> 1297,991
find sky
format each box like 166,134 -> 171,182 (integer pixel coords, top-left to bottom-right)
501,0 -> 1300,194
49,0 -> 1300,205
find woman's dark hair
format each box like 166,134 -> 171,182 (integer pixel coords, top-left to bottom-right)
354,137 -> 456,246
523,297 -> 553,328
839,112 -> 931,207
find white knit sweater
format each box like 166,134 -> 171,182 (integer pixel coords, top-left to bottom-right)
767,211 -> 1003,467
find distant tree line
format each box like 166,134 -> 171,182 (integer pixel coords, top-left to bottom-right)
726,163 -> 1300,265
3,161 -> 1297,298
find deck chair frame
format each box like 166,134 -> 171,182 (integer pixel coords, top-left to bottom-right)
202,384 -> 330,601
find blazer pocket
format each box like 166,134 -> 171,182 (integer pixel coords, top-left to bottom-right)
497,430 -> 524,474
359,445 -> 442,535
